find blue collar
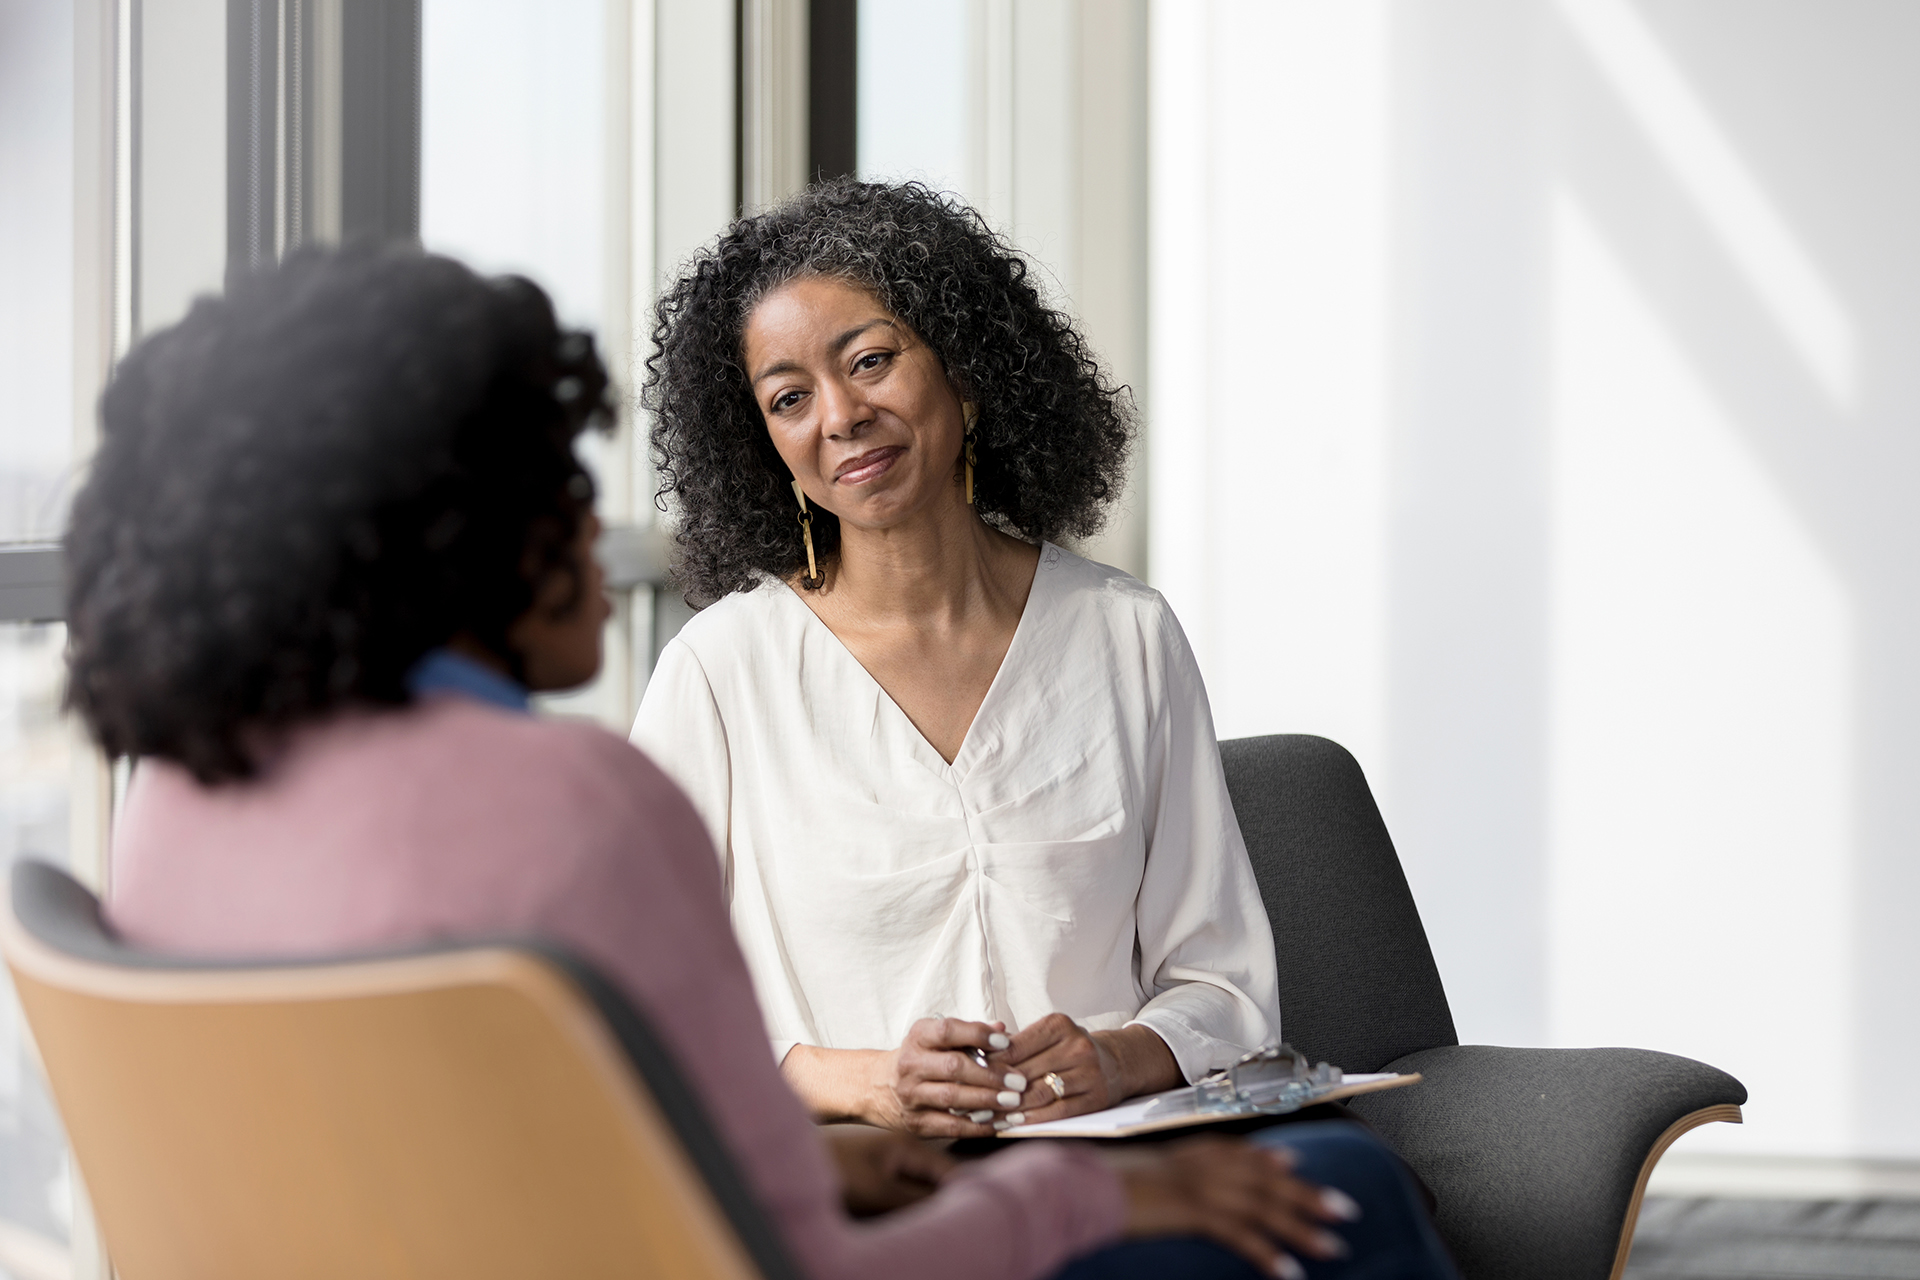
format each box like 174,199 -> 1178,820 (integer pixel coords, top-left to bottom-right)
406,648 -> 530,713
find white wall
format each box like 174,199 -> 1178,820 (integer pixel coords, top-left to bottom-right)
1151,0 -> 1920,1162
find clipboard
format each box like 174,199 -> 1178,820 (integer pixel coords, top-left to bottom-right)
998,1071 -> 1421,1140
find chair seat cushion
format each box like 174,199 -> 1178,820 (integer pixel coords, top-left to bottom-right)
1348,1044 -> 1747,1280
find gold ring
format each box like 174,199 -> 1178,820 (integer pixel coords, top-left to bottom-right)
1043,1071 -> 1067,1101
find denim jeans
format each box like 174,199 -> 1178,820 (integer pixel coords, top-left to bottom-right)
1049,1121 -> 1459,1280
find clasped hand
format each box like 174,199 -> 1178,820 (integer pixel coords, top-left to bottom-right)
843,1018 -> 1356,1275
876,1012 -> 1176,1138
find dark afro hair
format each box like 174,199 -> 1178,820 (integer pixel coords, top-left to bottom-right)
64,242 -> 613,783
644,179 -> 1134,604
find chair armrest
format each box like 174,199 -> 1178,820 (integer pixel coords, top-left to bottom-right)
1346,1045 -> 1746,1280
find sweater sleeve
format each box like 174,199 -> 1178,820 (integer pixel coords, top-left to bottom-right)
1125,603 -> 1284,1080
533,734 -> 1128,1280
794,1140 -> 1127,1279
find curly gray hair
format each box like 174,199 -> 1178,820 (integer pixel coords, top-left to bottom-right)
643,179 -> 1135,604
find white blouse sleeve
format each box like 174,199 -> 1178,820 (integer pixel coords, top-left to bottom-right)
630,638 -> 734,899
1125,607 -> 1284,1081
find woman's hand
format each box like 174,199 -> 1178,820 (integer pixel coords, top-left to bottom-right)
782,1018 -> 1031,1136
868,1016 -> 1031,1136
820,1125 -> 956,1217
1106,1136 -> 1360,1279
997,1014 -> 1182,1122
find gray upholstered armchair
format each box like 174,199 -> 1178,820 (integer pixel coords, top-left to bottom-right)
1220,735 -> 1746,1280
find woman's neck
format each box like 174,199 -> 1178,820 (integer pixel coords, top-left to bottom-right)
795,488 -> 1042,763
817,491 -> 1031,632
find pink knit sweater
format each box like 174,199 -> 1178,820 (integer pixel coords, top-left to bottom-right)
109,694 -> 1127,1280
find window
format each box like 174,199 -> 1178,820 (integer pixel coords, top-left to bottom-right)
0,624 -> 74,1271
0,0 -> 78,546
419,0 -> 648,732
0,3 -> 87,1271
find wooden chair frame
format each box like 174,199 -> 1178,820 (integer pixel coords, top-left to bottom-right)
2,862 -> 800,1280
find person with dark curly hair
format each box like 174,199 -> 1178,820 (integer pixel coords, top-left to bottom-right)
631,182 -> 1284,1140
66,249 -> 615,777
65,244 -> 1457,1280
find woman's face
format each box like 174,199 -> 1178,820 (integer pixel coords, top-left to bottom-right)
743,275 -> 968,533
508,509 -> 609,692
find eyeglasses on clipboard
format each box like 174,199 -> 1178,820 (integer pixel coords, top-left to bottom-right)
1190,1044 -> 1345,1116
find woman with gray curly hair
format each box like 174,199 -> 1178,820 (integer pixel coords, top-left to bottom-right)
632,181 -> 1282,1141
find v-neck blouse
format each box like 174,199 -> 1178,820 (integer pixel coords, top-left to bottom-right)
631,543 -> 1281,1080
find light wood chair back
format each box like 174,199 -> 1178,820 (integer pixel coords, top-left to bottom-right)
2,861 -> 799,1280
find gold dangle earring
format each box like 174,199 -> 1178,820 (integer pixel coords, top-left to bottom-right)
962,402 -> 979,505
792,480 -> 823,586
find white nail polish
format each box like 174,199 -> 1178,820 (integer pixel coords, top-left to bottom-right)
988,1032 -> 1011,1050
1321,1188 -> 1362,1222
1004,1072 -> 1027,1091
1004,1112 -> 1025,1125
997,1090 -> 1020,1107
968,1109 -> 994,1123
992,1119 -> 1012,1131
1273,1254 -> 1305,1280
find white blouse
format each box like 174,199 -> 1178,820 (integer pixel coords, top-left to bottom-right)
630,543 -> 1281,1082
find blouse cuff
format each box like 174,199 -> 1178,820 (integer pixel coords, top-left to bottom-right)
1125,1009 -> 1254,1084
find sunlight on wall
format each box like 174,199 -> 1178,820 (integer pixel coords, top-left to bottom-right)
1146,0 -> 1911,1164
1546,192 -> 1852,1155
1147,0 -> 1390,774
1555,0 -> 1855,409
